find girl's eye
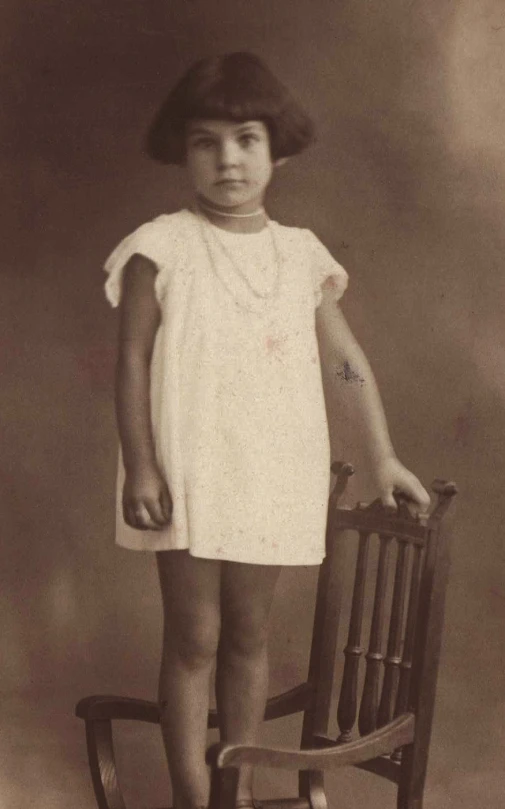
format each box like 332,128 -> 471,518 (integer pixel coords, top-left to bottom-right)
239,134 -> 258,147
191,138 -> 215,150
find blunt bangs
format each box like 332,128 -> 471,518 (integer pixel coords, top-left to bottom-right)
145,52 -> 314,165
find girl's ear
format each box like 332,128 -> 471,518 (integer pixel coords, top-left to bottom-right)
274,157 -> 289,167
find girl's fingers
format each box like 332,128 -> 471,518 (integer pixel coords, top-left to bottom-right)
391,482 -> 431,517
415,484 -> 431,511
123,500 -> 136,528
122,477 -> 172,530
133,503 -> 154,530
144,497 -> 169,528
374,456 -> 431,516
400,479 -> 431,511
160,485 -> 173,523
124,500 -> 158,530
380,489 -> 398,511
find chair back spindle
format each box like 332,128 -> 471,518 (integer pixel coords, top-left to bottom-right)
389,542 -> 424,762
336,531 -> 370,743
394,543 -> 423,720
377,538 -> 410,729
358,533 -> 392,736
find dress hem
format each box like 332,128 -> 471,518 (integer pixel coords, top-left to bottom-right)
115,540 -> 324,566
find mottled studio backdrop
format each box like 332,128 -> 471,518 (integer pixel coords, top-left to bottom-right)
1,1 -> 504,807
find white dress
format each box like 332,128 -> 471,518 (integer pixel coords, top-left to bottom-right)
104,209 -> 348,565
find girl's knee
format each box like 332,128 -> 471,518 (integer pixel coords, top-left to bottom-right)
165,615 -> 220,669
221,613 -> 269,659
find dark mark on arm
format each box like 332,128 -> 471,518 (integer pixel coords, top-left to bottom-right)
335,360 -> 365,385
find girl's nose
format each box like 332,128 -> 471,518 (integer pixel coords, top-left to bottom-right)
217,139 -> 240,168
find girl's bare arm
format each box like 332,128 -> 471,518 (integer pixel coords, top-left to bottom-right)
316,281 -> 430,511
116,255 -> 172,530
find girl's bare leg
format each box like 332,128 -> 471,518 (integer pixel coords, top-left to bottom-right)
157,550 -> 221,809
216,562 -> 282,804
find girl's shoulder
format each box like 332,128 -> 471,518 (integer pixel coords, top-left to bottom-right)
270,221 -> 330,253
103,209 -> 195,308
151,208 -> 194,224
270,220 -> 320,239
270,220 -> 306,236
141,208 -> 195,235
271,220 -> 349,304
109,208 -> 196,263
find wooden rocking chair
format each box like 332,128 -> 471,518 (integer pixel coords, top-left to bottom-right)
76,462 -> 457,809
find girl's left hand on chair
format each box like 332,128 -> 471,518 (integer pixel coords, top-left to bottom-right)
373,455 -> 431,515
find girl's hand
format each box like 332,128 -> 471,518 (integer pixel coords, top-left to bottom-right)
122,466 -> 173,531
373,456 -> 431,515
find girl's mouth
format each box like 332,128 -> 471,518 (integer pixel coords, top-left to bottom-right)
216,179 -> 245,186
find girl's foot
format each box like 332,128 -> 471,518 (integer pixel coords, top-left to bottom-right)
236,800 -> 262,809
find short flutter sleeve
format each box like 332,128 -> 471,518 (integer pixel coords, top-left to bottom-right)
303,229 -> 349,308
104,217 -> 174,308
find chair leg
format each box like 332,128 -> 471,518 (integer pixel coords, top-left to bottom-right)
84,719 -> 127,809
397,744 -> 425,809
299,770 -> 327,809
208,765 -> 240,809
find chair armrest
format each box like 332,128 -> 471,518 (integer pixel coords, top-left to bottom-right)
76,683 -> 312,726
76,695 -> 161,724
264,683 -> 313,720
206,713 -> 415,772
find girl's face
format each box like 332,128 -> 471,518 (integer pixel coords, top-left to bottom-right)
185,119 -> 279,213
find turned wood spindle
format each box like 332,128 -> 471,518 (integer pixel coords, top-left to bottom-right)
377,539 -> 410,728
394,543 -> 423,718
358,533 -> 392,737
391,542 -> 424,762
337,531 -> 370,743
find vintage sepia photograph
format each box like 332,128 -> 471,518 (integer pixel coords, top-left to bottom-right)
2,2 -> 504,808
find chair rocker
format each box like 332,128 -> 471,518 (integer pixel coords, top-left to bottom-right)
76,462 -> 457,809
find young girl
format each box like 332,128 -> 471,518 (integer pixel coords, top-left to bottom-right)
104,52 -> 430,809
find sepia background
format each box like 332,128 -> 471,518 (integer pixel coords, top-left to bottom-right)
2,1 -> 504,807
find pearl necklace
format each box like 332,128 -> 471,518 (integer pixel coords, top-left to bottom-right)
196,212 -> 282,314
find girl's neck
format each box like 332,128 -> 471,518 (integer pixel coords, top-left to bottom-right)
195,197 -> 268,233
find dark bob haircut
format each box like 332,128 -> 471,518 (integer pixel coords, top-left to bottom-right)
145,52 -> 314,164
